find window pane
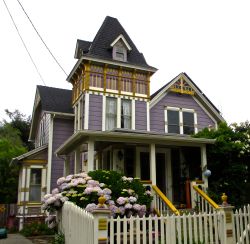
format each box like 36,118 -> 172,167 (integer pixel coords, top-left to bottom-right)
121,99 -> 131,129
29,169 -> 41,202
168,110 -> 179,124
106,98 -> 117,130
167,110 -> 180,133
168,125 -> 180,134
183,112 -> 194,126
183,112 -> 194,135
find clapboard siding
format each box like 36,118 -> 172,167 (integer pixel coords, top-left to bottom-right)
51,118 -> 74,190
89,94 -> 102,130
135,100 -> 147,130
150,92 -> 215,133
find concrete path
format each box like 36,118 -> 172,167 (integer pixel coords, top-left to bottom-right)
0,234 -> 33,244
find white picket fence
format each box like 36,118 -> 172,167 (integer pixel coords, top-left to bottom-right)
233,204 -> 250,244
58,201 -> 95,244
108,212 -> 225,244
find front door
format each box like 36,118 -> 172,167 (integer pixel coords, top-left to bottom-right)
156,153 -> 166,194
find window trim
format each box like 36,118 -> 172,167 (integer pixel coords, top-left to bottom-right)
164,106 -> 198,134
103,96 -> 135,131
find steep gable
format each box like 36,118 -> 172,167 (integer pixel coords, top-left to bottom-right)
150,73 -> 224,124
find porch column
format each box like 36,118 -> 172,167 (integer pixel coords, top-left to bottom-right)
201,145 -> 208,188
64,156 -> 70,176
150,143 -> 156,185
87,140 -> 94,172
74,147 -> 81,174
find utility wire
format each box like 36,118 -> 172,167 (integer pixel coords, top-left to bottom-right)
17,0 -> 68,77
3,0 -> 46,85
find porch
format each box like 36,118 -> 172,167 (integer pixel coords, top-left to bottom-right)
56,129 -> 214,209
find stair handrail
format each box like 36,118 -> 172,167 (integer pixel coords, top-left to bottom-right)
193,185 -> 220,210
152,185 -> 180,215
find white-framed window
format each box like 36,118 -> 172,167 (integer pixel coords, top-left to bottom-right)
121,99 -> 131,129
104,96 -> 134,131
164,107 -> 197,135
106,97 -> 117,130
29,168 -> 42,202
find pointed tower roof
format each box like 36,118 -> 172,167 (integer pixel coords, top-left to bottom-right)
74,16 -> 155,69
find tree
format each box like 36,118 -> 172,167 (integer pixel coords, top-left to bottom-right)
194,122 -> 250,207
0,124 -> 27,203
4,109 -> 33,150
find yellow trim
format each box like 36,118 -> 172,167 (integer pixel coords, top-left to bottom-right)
154,208 -> 161,217
98,237 -> 108,241
193,185 -> 219,209
21,187 -> 29,192
98,218 -> 108,230
22,159 -> 47,164
26,202 -> 42,206
140,180 -> 152,184
152,185 -> 180,215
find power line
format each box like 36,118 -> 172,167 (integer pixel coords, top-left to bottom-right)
17,0 -> 68,77
2,0 -> 46,86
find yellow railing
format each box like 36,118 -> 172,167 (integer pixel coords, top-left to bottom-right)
152,185 -> 180,216
193,185 -> 219,210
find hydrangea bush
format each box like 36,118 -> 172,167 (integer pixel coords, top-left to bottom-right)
42,170 -> 153,221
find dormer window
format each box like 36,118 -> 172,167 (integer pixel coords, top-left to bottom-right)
115,47 -> 126,61
111,34 -> 132,62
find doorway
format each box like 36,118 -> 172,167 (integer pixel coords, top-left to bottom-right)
156,153 -> 166,194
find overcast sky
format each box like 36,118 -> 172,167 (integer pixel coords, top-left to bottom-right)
1,0 -> 249,124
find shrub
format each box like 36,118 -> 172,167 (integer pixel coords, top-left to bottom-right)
20,222 -> 55,237
42,170 -> 153,222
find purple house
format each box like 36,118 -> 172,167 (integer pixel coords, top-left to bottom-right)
13,16 -> 224,229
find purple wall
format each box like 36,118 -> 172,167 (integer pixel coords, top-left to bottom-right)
89,94 -> 103,130
51,118 -> 74,190
135,100 -> 147,130
150,92 -> 215,133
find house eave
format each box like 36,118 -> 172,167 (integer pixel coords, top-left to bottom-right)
11,144 -> 48,165
55,130 -> 215,156
67,56 -> 157,83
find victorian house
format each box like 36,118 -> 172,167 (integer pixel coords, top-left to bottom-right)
13,16 -> 224,229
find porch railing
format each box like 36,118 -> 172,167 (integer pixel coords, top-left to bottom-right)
192,183 -> 220,213
152,185 -> 180,216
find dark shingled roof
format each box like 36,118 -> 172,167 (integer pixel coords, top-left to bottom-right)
37,86 -> 73,114
75,40 -> 92,59
75,16 -> 155,69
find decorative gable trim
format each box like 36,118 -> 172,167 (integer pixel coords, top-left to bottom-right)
150,73 -> 225,123
110,34 -> 132,51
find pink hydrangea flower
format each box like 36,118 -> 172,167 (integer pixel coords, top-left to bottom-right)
52,188 -> 59,195
57,177 -> 66,186
125,203 -> 132,209
129,196 -> 137,203
85,203 -> 97,212
116,197 -> 127,205
103,188 -> 112,195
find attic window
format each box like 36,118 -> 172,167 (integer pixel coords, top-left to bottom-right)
111,35 -> 131,62
113,46 -> 127,62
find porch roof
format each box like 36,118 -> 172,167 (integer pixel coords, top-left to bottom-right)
55,129 -> 215,156
11,144 -> 48,165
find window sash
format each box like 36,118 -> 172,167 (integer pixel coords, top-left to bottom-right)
166,108 -> 195,135
106,98 -> 117,130
121,99 -> 131,129
29,169 -> 41,202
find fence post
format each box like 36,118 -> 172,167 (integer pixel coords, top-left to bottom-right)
218,193 -> 235,244
92,196 -> 111,244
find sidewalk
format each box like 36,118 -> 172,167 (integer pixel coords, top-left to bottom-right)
0,234 -> 32,244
